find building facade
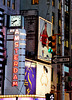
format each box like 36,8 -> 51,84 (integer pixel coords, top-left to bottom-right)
0,0 -> 71,96
57,0 -> 71,91
0,0 -> 20,94
20,0 -> 58,92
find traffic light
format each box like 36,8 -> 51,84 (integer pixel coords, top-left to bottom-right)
48,35 -> 56,55
45,93 -> 54,100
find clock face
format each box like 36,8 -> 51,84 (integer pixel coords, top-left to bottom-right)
10,15 -> 21,27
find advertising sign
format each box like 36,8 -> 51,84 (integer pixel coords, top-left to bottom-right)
5,29 -> 26,94
24,60 -> 36,94
35,98 -> 46,100
36,62 -> 52,96
0,98 -> 16,100
38,16 -> 52,63
18,98 -> 34,100
12,29 -> 19,87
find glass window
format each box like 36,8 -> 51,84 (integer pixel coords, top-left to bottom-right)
65,4 -> 69,13
51,68 -> 53,81
7,0 -> 10,7
66,40 -> 68,47
59,36 -> 61,44
65,4 -> 66,12
67,6 -> 68,12
32,0 -> 39,5
47,0 -> 50,2
52,12 -> 55,25
3,0 -> 5,5
12,0 -> 15,9
52,0 -> 55,6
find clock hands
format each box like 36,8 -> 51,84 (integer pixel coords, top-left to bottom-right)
11,20 -> 17,24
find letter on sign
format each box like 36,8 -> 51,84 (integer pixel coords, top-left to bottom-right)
12,81 -> 18,86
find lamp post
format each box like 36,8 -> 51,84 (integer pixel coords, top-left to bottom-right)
60,0 -> 65,100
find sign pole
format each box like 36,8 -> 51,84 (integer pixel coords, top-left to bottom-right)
60,0 -> 65,100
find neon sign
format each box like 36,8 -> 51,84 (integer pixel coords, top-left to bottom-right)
12,29 -> 19,86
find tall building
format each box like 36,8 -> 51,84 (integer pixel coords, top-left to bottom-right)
20,0 -> 58,92
0,8 -> 4,95
20,0 -> 71,93
0,0 -> 20,94
57,0 -> 71,91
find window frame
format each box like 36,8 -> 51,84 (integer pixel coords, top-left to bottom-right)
7,0 -> 10,7
12,0 -> 15,9
32,0 -> 39,5
3,0 -> 5,5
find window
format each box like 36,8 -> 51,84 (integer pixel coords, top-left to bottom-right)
51,68 -> 53,81
3,0 -> 5,5
7,0 -> 10,7
32,0 -> 39,5
66,40 -> 68,47
47,0 -> 50,4
65,5 -> 68,12
52,0 -> 55,6
47,0 -> 50,2
12,0 -> 15,9
59,36 -> 61,44
52,12 -> 55,25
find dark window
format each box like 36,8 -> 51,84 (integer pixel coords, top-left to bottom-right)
52,12 -> 55,25
52,12 -> 55,30
51,68 -> 53,81
7,0 -> 10,7
3,0 -> 5,5
32,0 -> 39,5
52,30 -> 54,35
12,0 -> 15,9
52,0 -> 55,6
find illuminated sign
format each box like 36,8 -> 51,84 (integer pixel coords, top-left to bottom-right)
36,62 -> 51,96
12,29 -> 19,86
0,98 -> 16,100
5,28 -> 26,94
38,16 -> 52,63
24,61 -> 36,94
18,98 -> 34,100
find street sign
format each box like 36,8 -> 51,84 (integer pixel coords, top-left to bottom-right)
52,56 -> 70,64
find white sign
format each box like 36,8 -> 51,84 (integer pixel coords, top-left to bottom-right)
36,62 -> 52,96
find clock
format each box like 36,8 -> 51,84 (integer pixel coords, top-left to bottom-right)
10,15 -> 22,28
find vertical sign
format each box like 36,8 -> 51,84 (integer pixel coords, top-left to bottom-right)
12,29 -> 19,86
24,60 -> 36,94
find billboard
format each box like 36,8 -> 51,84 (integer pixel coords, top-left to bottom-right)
24,60 -> 36,94
36,62 -> 52,96
18,98 -> 34,100
38,16 -> 52,63
35,98 -> 46,100
0,98 -> 16,100
0,98 -> 46,100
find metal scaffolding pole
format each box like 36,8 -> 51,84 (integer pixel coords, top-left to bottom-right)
61,0 -> 65,100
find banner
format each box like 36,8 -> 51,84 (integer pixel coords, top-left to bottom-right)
18,98 -> 34,100
24,61 -> 36,94
0,98 -> 16,100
